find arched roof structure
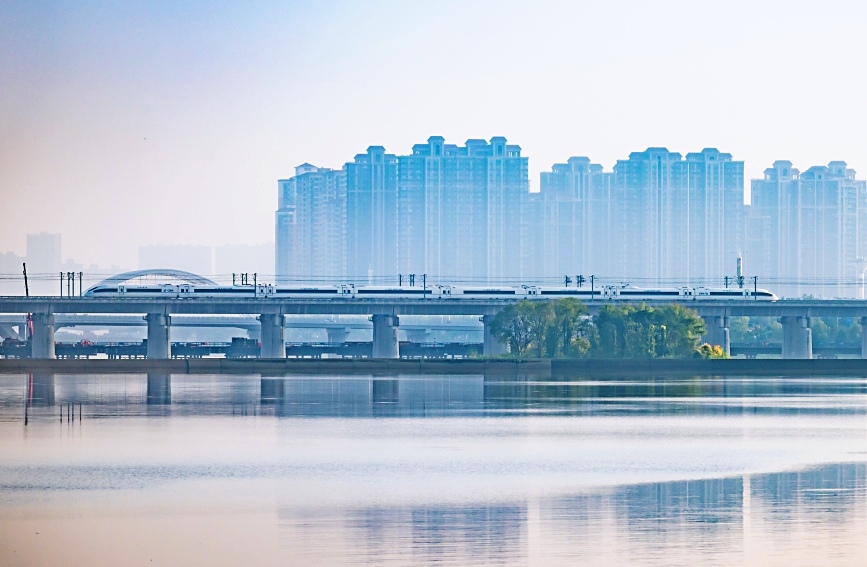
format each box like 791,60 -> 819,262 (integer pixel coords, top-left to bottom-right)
85,269 -> 217,294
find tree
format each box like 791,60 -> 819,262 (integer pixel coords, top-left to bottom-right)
729,316 -> 781,344
489,302 -> 533,357
654,304 -> 706,358
590,303 -> 706,358
545,298 -> 591,357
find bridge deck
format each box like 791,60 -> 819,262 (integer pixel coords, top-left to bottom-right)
2,296 -> 867,317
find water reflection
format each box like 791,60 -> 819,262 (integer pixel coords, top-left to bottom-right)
274,463 -> 867,566
4,373 -> 867,565
8,374 -> 867,421
28,372 -> 55,407
146,373 -> 171,405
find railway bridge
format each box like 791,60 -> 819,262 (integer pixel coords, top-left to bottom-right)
2,295 -> 867,360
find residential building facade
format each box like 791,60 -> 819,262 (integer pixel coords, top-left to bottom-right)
749,161 -> 867,298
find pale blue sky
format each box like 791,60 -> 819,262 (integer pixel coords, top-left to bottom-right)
2,0 -> 866,266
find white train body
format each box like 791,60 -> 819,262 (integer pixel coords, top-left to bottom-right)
84,283 -> 778,301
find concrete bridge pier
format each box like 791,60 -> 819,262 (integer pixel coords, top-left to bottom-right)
326,327 -> 350,344
702,316 -> 730,356
260,378 -> 285,404
404,328 -> 430,343
371,314 -> 399,358
147,373 -> 171,405
259,314 -> 286,358
145,313 -> 172,359
29,373 -> 56,406
31,313 -> 56,359
482,315 -> 507,357
781,316 -> 812,359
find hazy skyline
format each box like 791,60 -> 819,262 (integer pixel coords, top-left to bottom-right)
2,0 -> 866,268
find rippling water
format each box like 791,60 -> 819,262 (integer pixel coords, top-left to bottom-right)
2,373 -> 867,566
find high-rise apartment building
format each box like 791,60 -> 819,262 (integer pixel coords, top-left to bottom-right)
749,161 -> 867,298
345,147 -> 398,282
278,137 -> 530,285
276,142 -> 748,288
611,148 -> 744,285
275,164 -> 346,282
275,175 -> 297,283
397,136 -> 529,282
536,157 -> 614,279
534,148 -> 744,286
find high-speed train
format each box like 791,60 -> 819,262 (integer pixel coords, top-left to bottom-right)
84,283 -> 778,301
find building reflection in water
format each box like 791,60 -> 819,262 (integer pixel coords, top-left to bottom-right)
276,462 -> 867,565
262,376 -> 484,417
485,375 -> 867,417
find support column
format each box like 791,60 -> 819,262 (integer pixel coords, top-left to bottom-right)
259,314 -> 285,358
29,373 -> 55,406
702,316 -> 730,357
260,378 -> 285,404
30,313 -> 56,359
781,316 -> 812,359
861,317 -> 867,359
326,327 -> 350,344
146,373 -> 171,405
482,315 -> 507,357
145,313 -> 171,360
371,314 -> 399,359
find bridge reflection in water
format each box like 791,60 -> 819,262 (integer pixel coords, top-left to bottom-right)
5,373 -> 867,565
14,373 -> 867,421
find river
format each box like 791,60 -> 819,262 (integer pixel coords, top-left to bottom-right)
2,373 -> 867,565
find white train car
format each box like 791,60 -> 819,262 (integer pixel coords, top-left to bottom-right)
84,283 -> 778,301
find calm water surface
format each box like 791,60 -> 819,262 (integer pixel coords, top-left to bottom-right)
2,372 -> 867,566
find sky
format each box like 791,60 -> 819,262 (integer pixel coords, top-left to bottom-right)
2,0 -> 867,268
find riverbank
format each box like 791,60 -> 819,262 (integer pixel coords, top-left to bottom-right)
2,357 -> 867,376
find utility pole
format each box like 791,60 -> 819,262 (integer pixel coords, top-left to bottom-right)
590,275 -> 595,300
78,272 -> 83,296
752,276 -> 758,300
22,263 -> 29,297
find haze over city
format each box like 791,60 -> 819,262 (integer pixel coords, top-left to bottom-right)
9,4 -> 867,567
2,0 -> 867,269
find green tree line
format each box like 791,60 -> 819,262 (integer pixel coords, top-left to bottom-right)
729,316 -> 861,346
489,299 -> 721,359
